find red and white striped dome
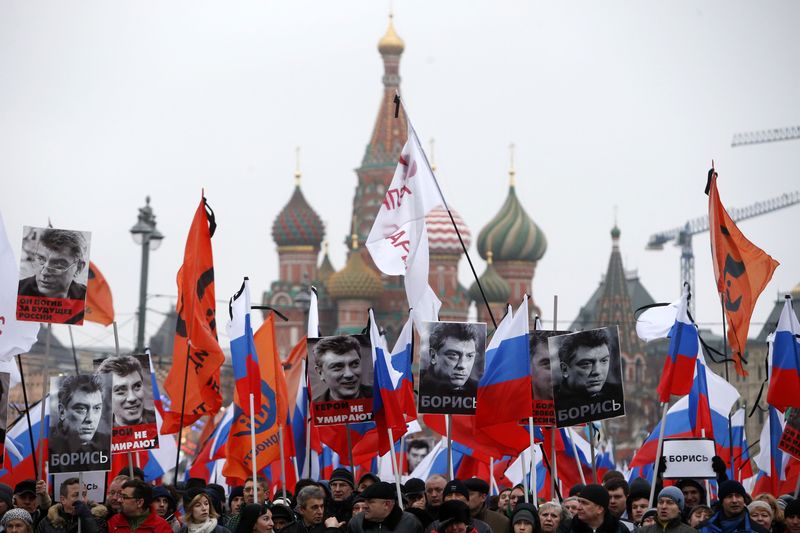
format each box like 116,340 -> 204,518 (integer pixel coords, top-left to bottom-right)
426,205 -> 471,254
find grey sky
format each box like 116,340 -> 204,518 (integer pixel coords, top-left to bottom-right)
1,1 -> 798,352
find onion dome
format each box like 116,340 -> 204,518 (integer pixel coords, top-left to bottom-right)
476,181 -> 547,262
318,242 -> 336,285
378,14 -> 404,55
271,174 -> 325,248
469,252 -> 510,304
328,235 -> 384,300
611,224 -> 621,240
426,206 -> 471,254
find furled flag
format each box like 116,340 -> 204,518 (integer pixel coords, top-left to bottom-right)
2,396 -> 48,486
162,195 -> 225,433
227,278 -> 261,416
390,316 -> 417,422
223,312 -> 289,481
728,408 -> 754,481
707,169 -> 779,377
477,296 -> 533,427
0,212 -> 40,361
84,262 -> 115,326
766,296 -> 800,412
754,406 -> 790,496
657,285 -> 699,402
688,355 -> 715,439
369,309 -> 408,455
365,119 -> 443,323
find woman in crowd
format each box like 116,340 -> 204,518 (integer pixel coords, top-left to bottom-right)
755,494 -> 786,533
749,501 -> 777,533
2,509 -> 34,533
234,505 -> 274,533
180,489 -> 231,533
497,490 -> 511,515
538,502 -> 566,533
688,505 -> 712,529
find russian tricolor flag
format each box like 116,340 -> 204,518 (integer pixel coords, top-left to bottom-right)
766,297 -> 800,413
688,356 -> 715,439
753,406 -> 790,496
369,309 -> 409,455
227,278 -> 261,416
476,296 -> 532,427
390,317 -> 417,423
657,286 -> 699,402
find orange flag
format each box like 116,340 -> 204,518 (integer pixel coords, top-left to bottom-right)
161,196 -> 225,434
223,313 -> 291,480
708,170 -> 779,376
85,262 -> 114,326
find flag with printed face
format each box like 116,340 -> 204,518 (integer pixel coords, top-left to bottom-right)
162,196 -> 225,434
85,262 -> 115,326
767,297 -> 800,412
708,170 -> 779,377
0,213 -> 39,360
227,278 -> 261,416
657,286 -> 699,402
365,121 -> 442,323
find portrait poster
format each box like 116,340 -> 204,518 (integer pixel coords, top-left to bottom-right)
529,329 -> 571,427
16,226 -> 91,325
779,408 -> 800,460
0,373 -> 9,466
549,326 -> 625,427
48,373 -> 112,473
418,321 -> 487,415
93,353 -> 159,453
308,334 -> 374,426
52,471 -> 106,503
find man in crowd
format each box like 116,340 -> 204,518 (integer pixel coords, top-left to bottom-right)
676,479 -> 706,520
625,479 -> 650,527
35,478 -> 98,533
284,486 -> 326,533
152,487 -> 180,533
699,481 -> 768,533
342,481 -> 422,533
106,476 -> 129,519
12,480 -> 51,528
106,479 -> 171,533
243,477 -> 268,505
19,229 -> 88,301
313,336 -> 372,402
425,476 -> 447,520
784,499 -> 800,533
567,484 -> 624,533
464,479 -> 509,533
96,355 -> 156,427
329,468 -> 356,524
421,323 -> 482,396
603,478 -> 633,531
407,441 -> 430,474
639,487 -> 694,533
50,374 -> 110,460
508,486 -> 526,513
404,480 -> 426,511
426,481 -> 491,533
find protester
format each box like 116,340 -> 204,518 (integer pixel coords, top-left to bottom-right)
464,479 -> 510,533
244,479 -> 269,506
428,501 -> 476,533
403,480 -> 426,511
234,505 -> 273,533
357,475 -> 379,494
510,504 -> 538,533
340,482 -> 422,533
507,487 -> 526,514
12,481 -> 50,528
106,479 -> 171,533
538,503 -> 564,533
117,469 -> 145,482
352,498 -> 367,518
282,486 -> 325,533
152,487 -> 180,533
624,478 -> 650,527
3,509 -> 34,533
35,478 -> 101,533
561,499 -> 579,520
269,505 -> 294,533
225,489 -> 245,530
640,510 -> 657,528
748,502 -> 775,533
638,487 -> 694,533
784,500 -> 800,533
497,492 -> 511,517
566,484 -> 624,533
676,480 -> 706,514
688,506 -> 712,529
603,479 -> 632,532
177,489 -> 230,533
106,476 -> 130,519
425,477 -> 447,520
699,481 -> 768,533
328,469 -> 356,524
754,495 -> 784,531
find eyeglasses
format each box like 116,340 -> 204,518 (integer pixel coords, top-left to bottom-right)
120,495 -> 141,500
33,254 -> 79,275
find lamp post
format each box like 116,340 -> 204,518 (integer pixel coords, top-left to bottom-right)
130,197 -> 164,352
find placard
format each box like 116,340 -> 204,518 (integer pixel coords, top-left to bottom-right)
418,321 -> 486,415
530,330 -> 570,426
308,334 -> 374,426
16,226 -> 91,325
94,353 -> 159,453
549,326 -> 625,427
779,408 -> 800,460
49,374 -> 112,473
662,438 -> 716,479
52,471 -> 106,503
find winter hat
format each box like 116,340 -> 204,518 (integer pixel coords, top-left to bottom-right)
153,486 -> 176,509
183,487 -> 208,509
748,501 -> 774,519
777,495 -> 794,511
443,480 -> 470,501
512,510 -> 536,526
438,500 -> 471,528
330,467 -> 355,488
0,484 -> 13,509
404,478 -> 426,497
569,484 -> 585,497
463,478 -> 490,495
228,486 -> 244,506
658,486 -> 685,511
270,503 -> 295,522
578,484 -> 610,509
717,480 -> 747,502
1,509 -> 32,527
360,481 -> 397,501
13,480 -> 37,497
641,508 -> 658,524
784,498 -> 800,518
358,473 -> 380,487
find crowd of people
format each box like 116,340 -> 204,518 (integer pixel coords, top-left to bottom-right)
0,466 -> 798,533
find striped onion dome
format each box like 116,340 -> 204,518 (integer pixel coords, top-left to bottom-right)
318,242 -> 336,285
469,252 -> 510,304
327,235 -> 384,300
476,185 -> 547,262
425,206 -> 471,255
271,183 -> 325,248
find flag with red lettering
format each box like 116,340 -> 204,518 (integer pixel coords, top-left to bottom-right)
366,119 -> 442,323
161,195 -> 225,434
85,262 -> 114,326
708,170 -> 779,377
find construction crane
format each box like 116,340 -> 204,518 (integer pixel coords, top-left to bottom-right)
646,191 -> 800,314
731,126 -> 800,147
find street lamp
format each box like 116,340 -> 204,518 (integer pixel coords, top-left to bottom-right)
130,196 -> 164,352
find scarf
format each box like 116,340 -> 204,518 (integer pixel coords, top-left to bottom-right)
187,517 -> 218,533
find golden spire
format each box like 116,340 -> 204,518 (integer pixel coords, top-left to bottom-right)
508,143 -> 516,187
351,232 -> 359,250
429,138 -> 437,173
378,12 -> 405,55
487,251 -> 494,265
294,146 -> 301,186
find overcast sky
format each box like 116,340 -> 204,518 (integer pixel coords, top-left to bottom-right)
1,1 -> 798,353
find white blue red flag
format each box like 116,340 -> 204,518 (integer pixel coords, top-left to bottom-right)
754,406 -> 790,496
390,317 -> 417,422
767,297 -> 800,413
657,286 -> 699,402
369,309 -> 408,454
227,278 -> 261,416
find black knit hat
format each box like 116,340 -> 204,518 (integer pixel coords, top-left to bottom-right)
784,498 -> 800,518
438,500 -> 471,528
463,478 -> 490,495
228,486 -> 244,505
717,480 -> 747,502
579,484 -> 610,509
361,481 -> 397,501
330,467 -> 355,489
443,480 -> 469,500
404,478 -> 426,496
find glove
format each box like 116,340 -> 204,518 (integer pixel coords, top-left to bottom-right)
74,500 -> 93,520
712,455 -> 729,482
657,456 -> 667,475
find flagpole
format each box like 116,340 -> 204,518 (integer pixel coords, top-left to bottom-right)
520,445 -> 529,503
649,402 -> 669,507
528,417 -> 537,503
588,423 -> 598,483
249,393 -> 258,504
16,353 -> 38,478
718,295 -> 735,479
278,424 -> 287,502
701,429 -> 711,499
292,455 -> 300,484
387,427 -> 404,510
68,326 -> 80,374
345,422 -> 355,474
446,414 -> 454,480
37,324 -> 51,480
551,296 -> 559,500
305,417 -> 312,478
489,456 -> 497,495
569,428 -> 586,485
173,344 -> 192,481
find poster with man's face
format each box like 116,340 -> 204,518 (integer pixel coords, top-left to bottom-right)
94,353 -> 159,453
529,330 -> 570,427
16,226 -> 91,325
307,334 -> 374,426
49,373 -> 112,473
418,321 -> 487,415
406,438 -> 432,474
0,373 -> 9,467
548,326 -> 625,427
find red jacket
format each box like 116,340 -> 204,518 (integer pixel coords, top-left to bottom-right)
108,512 -> 173,533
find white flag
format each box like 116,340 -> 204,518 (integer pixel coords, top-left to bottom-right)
366,122 -> 442,322
0,212 -> 40,361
